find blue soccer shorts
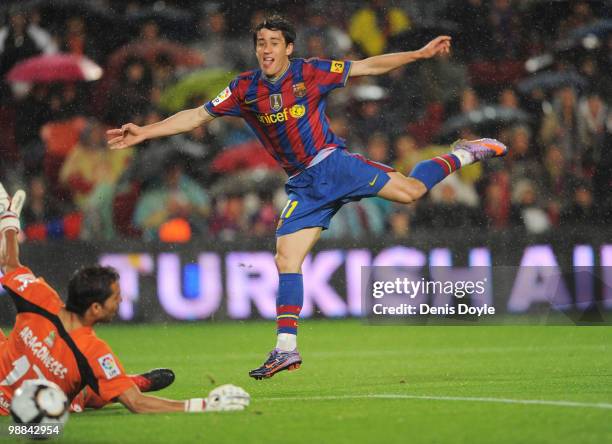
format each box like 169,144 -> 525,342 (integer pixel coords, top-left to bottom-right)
276,148 -> 395,236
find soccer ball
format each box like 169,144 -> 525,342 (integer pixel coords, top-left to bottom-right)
10,379 -> 69,426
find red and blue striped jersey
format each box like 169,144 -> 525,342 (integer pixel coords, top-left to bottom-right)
204,58 -> 352,176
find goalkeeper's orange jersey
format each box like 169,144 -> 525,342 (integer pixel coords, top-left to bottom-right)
0,267 -> 134,416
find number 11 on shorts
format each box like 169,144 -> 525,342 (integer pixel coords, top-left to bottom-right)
281,200 -> 298,219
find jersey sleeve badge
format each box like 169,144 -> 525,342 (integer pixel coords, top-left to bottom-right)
212,87 -> 232,106
98,354 -> 121,380
330,61 -> 345,74
13,273 -> 37,292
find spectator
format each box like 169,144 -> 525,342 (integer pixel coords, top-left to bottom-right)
482,172 -> 512,230
0,6 -> 57,79
417,51 -> 468,107
150,53 -> 177,106
208,194 -> 248,241
577,91 -> 607,168
392,134 -> 420,175
366,133 -> 390,165
61,16 -> 100,61
498,87 -> 520,110
21,175 -> 67,229
298,3 -> 352,58
560,182 -> 601,226
539,145 -> 573,225
325,199 -> 389,239
134,159 -> 210,241
459,87 -> 480,114
507,125 -> 542,183
418,180 -> 480,229
105,57 -> 153,125
353,97 -> 389,145
539,86 -> 581,163
192,5 -> 246,71
489,0 -> 525,59
59,119 -> 133,210
511,179 -> 551,234
250,193 -> 278,237
388,205 -> 412,239
443,0 -> 491,61
349,0 -> 411,57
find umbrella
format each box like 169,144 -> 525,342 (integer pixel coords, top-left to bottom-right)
437,106 -> 530,140
210,141 -> 280,174
210,169 -> 286,197
158,68 -> 237,113
555,19 -> 612,52
5,53 -> 103,83
517,71 -> 587,95
106,40 -> 204,80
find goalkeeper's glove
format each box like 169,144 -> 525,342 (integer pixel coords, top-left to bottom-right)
0,188 -> 26,234
185,384 -> 250,413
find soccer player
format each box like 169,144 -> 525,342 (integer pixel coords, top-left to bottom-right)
107,16 -> 507,379
0,185 -> 250,414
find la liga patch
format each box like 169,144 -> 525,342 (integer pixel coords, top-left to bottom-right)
212,87 -> 232,106
98,353 -> 121,379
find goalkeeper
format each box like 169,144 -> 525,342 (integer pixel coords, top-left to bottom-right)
0,184 -> 250,414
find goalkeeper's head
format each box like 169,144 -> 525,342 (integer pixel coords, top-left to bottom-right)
66,266 -> 121,323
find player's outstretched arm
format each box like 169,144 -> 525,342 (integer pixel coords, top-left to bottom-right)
107,107 -> 214,150
349,35 -> 451,77
117,384 -> 250,414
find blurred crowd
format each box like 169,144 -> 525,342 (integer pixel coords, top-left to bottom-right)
0,0 -> 611,243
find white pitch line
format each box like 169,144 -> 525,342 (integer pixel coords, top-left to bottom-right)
258,394 -> 612,410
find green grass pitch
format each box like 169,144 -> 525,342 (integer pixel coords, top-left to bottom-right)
1,320 -> 611,443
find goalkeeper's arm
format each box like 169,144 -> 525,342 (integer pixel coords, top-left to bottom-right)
0,229 -> 22,275
117,384 -> 250,414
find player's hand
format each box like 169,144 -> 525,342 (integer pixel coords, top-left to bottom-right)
205,384 -> 250,412
0,189 -> 26,233
106,123 -> 146,150
418,35 -> 452,59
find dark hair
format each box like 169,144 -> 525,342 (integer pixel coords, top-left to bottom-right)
252,15 -> 296,48
66,266 -> 119,316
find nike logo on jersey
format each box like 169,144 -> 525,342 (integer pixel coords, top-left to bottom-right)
369,174 -> 379,187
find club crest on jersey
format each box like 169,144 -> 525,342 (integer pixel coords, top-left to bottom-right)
98,353 -> 121,379
330,60 -> 345,74
270,93 -> 283,112
292,82 -> 306,98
